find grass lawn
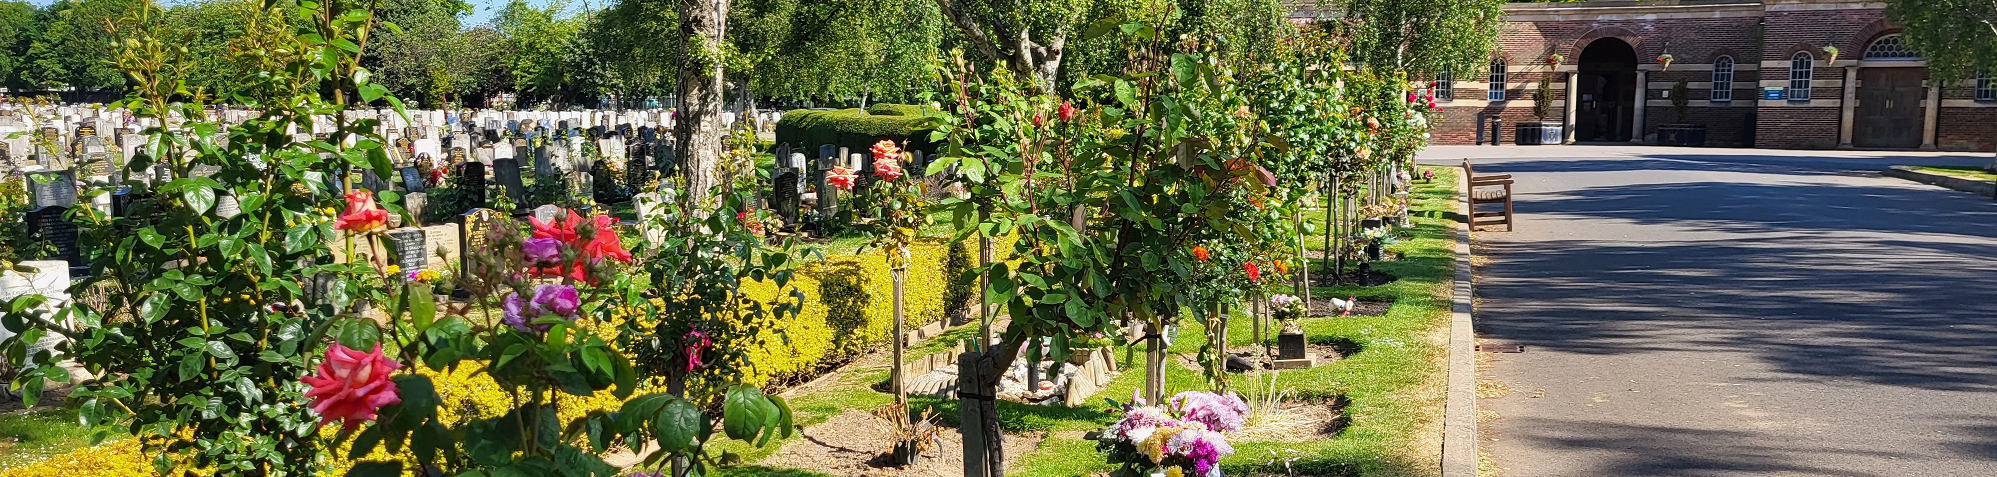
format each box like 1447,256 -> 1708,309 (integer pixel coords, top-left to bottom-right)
0,403 -> 125,471
718,166 -> 1461,476
1908,165 -> 1997,182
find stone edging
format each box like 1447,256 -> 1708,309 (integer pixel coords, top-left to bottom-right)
1883,166 -> 1997,198
1441,167 -> 1478,477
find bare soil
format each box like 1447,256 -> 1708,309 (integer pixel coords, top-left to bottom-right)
763,410 -> 1045,477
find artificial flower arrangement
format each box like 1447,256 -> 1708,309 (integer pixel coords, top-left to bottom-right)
1088,391 -> 1248,477
1656,53 -> 1675,70
1269,294 -> 1307,334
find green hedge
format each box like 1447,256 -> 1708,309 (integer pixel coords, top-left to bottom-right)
774,105 -> 940,157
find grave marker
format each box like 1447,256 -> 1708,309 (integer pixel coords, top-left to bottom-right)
29,170 -> 77,209
459,208 -> 498,280
493,159 -> 524,205
26,206 -> 81,273
387,228 -> 428,271
399,166 -> 426,193
458,162 -> 487,208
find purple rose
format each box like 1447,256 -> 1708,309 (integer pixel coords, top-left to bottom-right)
532,284 -> 580,319
523,237 -> 562,265
501,292 -> 540,333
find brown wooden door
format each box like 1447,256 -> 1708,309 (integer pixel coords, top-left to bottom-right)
1854,68 -> 1925,149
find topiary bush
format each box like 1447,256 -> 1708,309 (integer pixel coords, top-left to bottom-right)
773,107 -> 940,155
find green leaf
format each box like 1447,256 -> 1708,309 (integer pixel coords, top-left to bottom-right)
723,386 -> 777,443
655,398 -> 702,452
617,394 -> 671,435
335,319 -> 381,350
138,228 -> 165,249
283,224 -> 314,254
407,283 -> 435,331
184,185 -> 216,215
178,352 -> 204,380
349,425 -> 383,460
1171,54 -> 1198,87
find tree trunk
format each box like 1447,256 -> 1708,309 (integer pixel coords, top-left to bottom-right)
675,0 -> 730,205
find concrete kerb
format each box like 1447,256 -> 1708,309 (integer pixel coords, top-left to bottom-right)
1440,166 -> 1477,477
1883,165 -> 1997,198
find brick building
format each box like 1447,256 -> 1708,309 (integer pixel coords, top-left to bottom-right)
1424,0 -> 1997,151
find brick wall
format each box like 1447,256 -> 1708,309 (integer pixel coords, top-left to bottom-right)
1754,107 -> 1841,149
1938,108 -> 1997,152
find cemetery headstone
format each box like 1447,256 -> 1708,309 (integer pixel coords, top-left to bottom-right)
493,159 -> 524,205
214,194 -> 241,219
532,204 -> 561,224
458,162 -> 487,207
459,208 -> 498,280
534,146 -> 553,177
361,169 -> 391,193
399,166 -> 426,193
27,206 -> 82,273
403,193 -> 426,224
773,170 -> 799,225
29,170 -> 77,209
387,228 -> 428,271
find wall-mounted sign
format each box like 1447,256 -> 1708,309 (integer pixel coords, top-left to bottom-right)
1763,87 -> 1786,101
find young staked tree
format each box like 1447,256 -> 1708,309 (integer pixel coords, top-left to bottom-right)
1885,0 -> 1997,169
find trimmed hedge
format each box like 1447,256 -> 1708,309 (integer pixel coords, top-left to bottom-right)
773,105 -> 940,156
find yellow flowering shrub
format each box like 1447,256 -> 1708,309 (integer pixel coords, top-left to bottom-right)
0,440 -> 149,477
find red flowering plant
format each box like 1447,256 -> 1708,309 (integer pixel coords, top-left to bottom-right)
0,3 -> 797,475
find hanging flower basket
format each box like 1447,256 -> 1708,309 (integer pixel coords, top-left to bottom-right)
1657,54 -> 1675,71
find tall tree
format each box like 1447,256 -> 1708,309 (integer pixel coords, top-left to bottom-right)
929,0 -> 1092,91
1886,0 -> 1997,166
494,0 -> 584,104
365,0 -> 473,106
676,0 -> 729,203
1332,0 -> 1502,75
0,1 -> 37,89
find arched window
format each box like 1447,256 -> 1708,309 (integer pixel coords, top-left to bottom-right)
1789,52 -> 1814,101
1711,56 -> 1735,102
1978,72 -> 1995,102
1862,35 -> 1921,60
1488,60 -> 1507,101
1435,70 -> 1454,101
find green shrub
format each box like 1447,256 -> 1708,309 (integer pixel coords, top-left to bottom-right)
774,106 -> 939,155
864,103 -> 940,117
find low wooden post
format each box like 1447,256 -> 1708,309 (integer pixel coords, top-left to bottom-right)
957,350 -> 988,477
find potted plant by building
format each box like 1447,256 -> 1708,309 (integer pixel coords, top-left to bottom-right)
1516,79 -> 1562,144
1657,80 -> 1708,147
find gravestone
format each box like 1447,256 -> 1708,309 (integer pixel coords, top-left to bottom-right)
475,146 -> 495,165
214,194 -> 241,219
458,162 -> 487,207
459,208 -> 498,280
387,228 -> 428,271
361,169 -> 391,193
532,204 -> 562,224
493,159 -> 524,205
654,143 -> 675,175
399,166 -> 426,193
403,193 -> 426,224
449,147 -> 467,165
590,160 -> 616,198
80,137 -> 109,178
773,170 -> 799,225
816,152 -> 839,218
624,158 -> 648,193
534,146 -> 553,177
26,206 -> 81,273
110,186 -> 142,218
29,170 -> 77,209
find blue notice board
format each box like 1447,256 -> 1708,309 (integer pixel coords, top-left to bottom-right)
1762,87 -> 1786,101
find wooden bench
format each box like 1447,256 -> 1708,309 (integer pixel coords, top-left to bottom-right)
1463,159 -> 1514,231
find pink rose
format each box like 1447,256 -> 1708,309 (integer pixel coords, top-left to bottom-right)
532,284 -> 580,319
827,166 -> 857,191
523,237 -> 561,265
301,343 -> 403,431
502,292 -> 537,333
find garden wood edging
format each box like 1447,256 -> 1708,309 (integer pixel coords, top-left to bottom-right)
1884,166 -> 1997,197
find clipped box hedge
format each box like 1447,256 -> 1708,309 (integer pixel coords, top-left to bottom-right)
774,104 -> 943,157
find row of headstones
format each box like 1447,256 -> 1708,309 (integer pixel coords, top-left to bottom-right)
761,143 -> 946,233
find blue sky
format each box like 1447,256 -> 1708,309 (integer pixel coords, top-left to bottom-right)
17,0 -> 557,29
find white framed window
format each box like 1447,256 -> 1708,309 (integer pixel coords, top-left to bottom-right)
1789,52 -> 1813,101
1487,60 -> 1506,101
1711,56 -> 1735,102
1435,70 -> 1454,101
1863,35 -> 1921,60
1976,73 -> 1995,102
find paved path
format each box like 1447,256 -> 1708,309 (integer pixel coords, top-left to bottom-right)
1417,146 -> 1997,476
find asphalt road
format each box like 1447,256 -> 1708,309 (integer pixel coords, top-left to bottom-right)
1416,145 -> 1997,476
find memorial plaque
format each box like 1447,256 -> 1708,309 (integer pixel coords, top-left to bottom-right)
493,158 -> 524,205
457,162 -> 487,207
29,170 -> 77,208
450,147 -> 467,164
400,166 -> 426,193
387,228 -> 428,271
459,208 -> 498,279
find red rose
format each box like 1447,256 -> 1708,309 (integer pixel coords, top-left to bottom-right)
1058,101 -> 1077,121
333,190 -> 388,233
300,343 -> 402,431
1192,246 -> 1210,261
1244,262 -> 1260,282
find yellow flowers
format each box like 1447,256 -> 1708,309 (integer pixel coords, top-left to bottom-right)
384,265 -> 400,276
0,440 -> 149,477
409,269 -> 441,282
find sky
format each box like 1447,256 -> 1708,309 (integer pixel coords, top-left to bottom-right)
17,0 -> 558,30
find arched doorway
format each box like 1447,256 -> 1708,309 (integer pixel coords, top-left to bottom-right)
1575,38 -> 1639,142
